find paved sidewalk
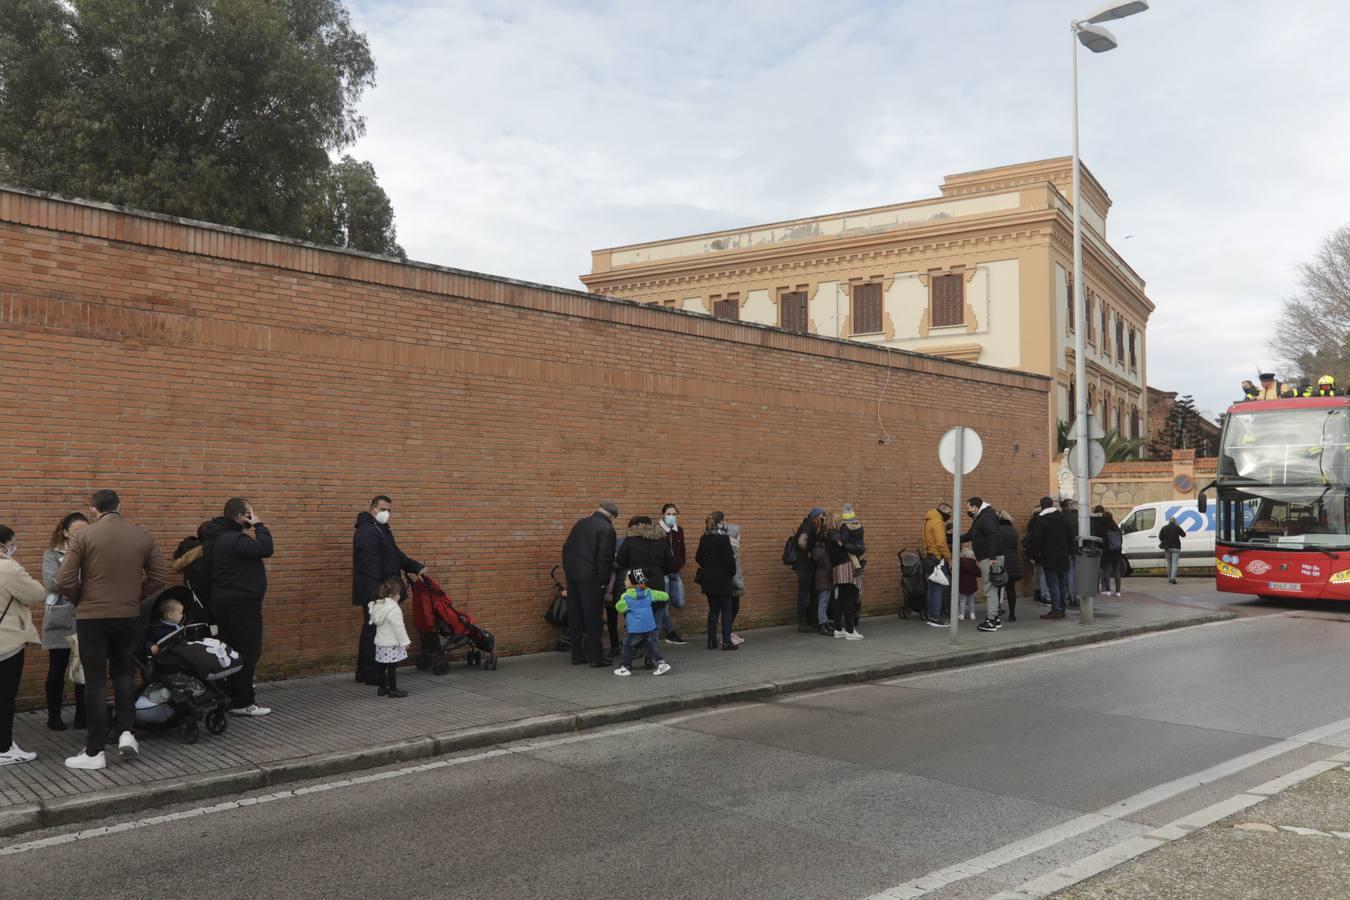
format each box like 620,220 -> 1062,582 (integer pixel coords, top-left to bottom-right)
0,590 -> 1229,836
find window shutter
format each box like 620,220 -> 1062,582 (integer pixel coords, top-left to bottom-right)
780,291 -> 808,333
851,283 -> 883,334
713,299 -> 739,320
931,274 -> 963,328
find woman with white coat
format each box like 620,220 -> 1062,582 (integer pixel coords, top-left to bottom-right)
1,525 -> 49,766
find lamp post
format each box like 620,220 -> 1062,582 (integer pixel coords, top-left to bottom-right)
1069,1 -> 1148,604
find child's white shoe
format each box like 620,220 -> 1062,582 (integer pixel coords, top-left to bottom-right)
613,666 -> 632,677
653,661 -> 671,676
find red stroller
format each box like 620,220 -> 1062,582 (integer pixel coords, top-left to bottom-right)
411,576 -> 498,674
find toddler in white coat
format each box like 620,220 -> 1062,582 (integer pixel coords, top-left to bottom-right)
368,576 -> 411,698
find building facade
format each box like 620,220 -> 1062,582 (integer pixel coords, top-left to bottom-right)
582,158 -> 1154,449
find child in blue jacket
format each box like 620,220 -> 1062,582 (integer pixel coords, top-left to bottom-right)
614,569 -> 672,677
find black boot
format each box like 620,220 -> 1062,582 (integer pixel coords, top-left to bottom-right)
1008,597 -> 1017,622
707,636 -> 718,650
47,711 -> 67,732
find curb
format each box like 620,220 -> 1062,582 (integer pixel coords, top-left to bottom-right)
1,610 -> 1234,838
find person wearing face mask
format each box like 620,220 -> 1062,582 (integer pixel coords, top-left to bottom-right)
57,489 -> 170,770
198,497 -> 274,717
656,503 -> 689,645
42,512 -> 89,731
921,503 -> 953,626
352,496 -> 427,686
0,525 -> 49,766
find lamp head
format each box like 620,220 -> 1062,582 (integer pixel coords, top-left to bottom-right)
1083,0 -> 1149,24
1076,22 -> 1119,53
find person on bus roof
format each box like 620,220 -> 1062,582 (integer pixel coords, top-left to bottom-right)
1316,375 -> 1340,397
1257,373 -> 1280,400
1241,380 -> 1260,401
1279,384 -> 1297,399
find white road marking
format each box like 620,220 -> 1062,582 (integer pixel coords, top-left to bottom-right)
881,615 -> 1260,686
0,722 -> 659,857
862,712 -> 1350,900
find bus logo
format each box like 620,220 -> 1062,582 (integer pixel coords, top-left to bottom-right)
1216,560 -> 1241,578
1246,560 -> 1271,575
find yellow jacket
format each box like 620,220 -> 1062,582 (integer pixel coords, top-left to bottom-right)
922,509 -> 952,564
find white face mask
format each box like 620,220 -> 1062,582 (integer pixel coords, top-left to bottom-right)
2,542 -> 16,558
374,510 -> 391,525
664,515 -> 677,528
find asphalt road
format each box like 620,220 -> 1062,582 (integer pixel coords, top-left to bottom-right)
5,590 -> 1350,900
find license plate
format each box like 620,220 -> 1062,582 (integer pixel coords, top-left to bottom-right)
1267,581 -> 1302,592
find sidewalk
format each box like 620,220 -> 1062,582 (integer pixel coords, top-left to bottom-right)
0,590 -> 1230,837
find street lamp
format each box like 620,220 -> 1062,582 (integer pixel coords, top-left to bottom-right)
1069,0 -> 1147,619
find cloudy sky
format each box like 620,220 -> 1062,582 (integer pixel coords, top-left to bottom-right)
345,0 -> 1350,419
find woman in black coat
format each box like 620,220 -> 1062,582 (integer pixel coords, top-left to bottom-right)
695,512 -> 739,651
996,510 -> 1023,622
1091,506 -> 1124,597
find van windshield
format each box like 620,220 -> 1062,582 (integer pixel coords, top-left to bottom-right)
1215,486 -> 1350,549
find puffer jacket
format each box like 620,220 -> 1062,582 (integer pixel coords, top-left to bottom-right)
367,597 -> 411,649
0,557 -> 47,659
614,522 -> 677,589
922,509 -> 952,564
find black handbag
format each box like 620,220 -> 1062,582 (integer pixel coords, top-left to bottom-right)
544,590 -> 567,626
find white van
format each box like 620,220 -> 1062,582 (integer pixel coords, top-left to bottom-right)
1118,500 -> 1215,574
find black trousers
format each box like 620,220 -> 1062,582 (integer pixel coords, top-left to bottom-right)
356,615 -> 377,681
837,583 -> 860,632
46,648 -> 85,724
564,580 -> 605,663
794,567 -> 814,623
212,598 -> 263,708
0,650 -> 23,751
77,617 -> 138,756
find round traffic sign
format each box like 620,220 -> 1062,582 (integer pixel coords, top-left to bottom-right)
938,427 -> 983,475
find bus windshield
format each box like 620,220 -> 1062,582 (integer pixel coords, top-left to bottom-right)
1219,407 -> 1350,486
1216,485 -> 1350,549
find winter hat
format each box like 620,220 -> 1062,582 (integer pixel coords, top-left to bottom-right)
627,568 -> 648,586
842,503 -> 857,521
599,500 -> 619,518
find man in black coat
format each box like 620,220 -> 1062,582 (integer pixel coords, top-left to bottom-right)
1026,497 -> 1073,619
562,500 -> 619,667
961,496 -> 1002,601
352,495 -> 426,685
199,497 -> 274,715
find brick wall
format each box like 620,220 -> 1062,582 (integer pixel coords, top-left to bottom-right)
0,187 -> 1050,699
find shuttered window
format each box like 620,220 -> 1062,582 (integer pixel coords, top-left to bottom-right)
930,274 -> 964,328
780,290 -> 809,333
852,282 -> 883,334
1066,277 -> 1075,330
1115,317 -> 1125,362
1128,327 -> 1137,369
713,298 -> 739,320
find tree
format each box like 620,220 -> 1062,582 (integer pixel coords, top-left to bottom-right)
1150,394 -> 1216,458
1056,421 -> 1146,462
0,0 -> 403,256
302,156 -> 404,257
1271,224 -> 1350,384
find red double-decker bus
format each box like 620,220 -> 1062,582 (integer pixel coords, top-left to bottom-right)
1204,395 -> 1350,601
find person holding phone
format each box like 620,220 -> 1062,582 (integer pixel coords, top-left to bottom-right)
198,497 -> 274,716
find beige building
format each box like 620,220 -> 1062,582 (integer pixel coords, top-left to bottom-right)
582,158 -> 1154,447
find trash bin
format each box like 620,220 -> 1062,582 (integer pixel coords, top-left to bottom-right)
1075,536 -> 1102,599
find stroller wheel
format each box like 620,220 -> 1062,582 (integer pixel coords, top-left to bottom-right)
204,709 -> 228,735
178,719 -> 200,744
484,655 -> 497,671
433,659 -> 452,676
415,653 -> 433,671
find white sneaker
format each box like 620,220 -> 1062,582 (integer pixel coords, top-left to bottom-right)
117,731 -> 139,759
833,630 -> 847,638
844,631 -> 864,641
653,661 -> 671,676
65,750 -> 106,770
729,633 -> 745,646
614,666 -> 632,677
229,704 -> 272,717
0,743 -> 37,765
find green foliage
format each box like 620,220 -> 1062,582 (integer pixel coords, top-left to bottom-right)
0,0 -> 403,256
1150,394 -> 1216,458
1057,420 -> 1145,462
1271,224 -> 1350,385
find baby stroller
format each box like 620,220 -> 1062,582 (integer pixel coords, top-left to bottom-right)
898,550 -> 925,619
129,586 -> 237,744
545,565 -> 570,654
412,575 -> 497,674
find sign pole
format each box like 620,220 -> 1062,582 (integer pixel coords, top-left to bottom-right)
950,428 -> 963,645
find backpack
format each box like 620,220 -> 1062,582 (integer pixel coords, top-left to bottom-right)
1106,530 -> 1122,553
781,534 -> 799,567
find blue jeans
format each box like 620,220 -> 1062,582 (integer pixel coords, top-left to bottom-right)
1165,550 -> 1181,580
659,573 -> 686,634
817,588 -> 833,625
1045,569 -> 1067,613
926,578 -> 947,620
621,630 -> 662,669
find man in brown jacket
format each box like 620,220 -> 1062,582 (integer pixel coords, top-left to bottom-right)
56,489 -> 168,770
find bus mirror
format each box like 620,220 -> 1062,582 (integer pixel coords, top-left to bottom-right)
1197,493 -> 1208,514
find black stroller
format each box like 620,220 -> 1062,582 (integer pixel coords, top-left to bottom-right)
128,586 -> 237,744
545,566 -> 570,653
898,550 -> 925,619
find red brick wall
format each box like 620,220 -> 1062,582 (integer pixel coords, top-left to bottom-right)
0,187 -> 1050,698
